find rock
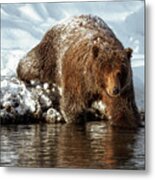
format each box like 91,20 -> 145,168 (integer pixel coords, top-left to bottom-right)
44,108 -> 63,123
0,76 -> 64,124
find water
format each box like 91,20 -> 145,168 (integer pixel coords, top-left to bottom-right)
0,122 -> 145,169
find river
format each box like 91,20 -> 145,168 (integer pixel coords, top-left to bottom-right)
0,122 -> 145,169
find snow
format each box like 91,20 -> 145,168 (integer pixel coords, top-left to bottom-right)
0,77 -> 62,123
1,78 -> 37,116
1,1 -> 144,111
1,50 -> 25,76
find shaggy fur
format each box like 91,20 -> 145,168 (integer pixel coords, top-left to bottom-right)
17,15 -> 140,128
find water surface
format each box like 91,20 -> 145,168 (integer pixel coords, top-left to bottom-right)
0,122 -> 145,169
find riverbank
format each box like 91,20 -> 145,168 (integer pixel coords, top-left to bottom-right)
0,76 -> 145,125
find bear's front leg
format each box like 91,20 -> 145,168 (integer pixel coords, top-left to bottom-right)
60,90 -> 88,123
105,97 -> 140,128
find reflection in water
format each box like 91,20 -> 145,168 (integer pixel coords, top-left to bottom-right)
0,122 -> 145,169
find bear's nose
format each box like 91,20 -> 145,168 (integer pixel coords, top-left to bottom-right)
112,87 -> 120,95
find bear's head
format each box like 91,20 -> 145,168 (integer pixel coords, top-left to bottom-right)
90,43 -> 133,98
62,37 -> 133,99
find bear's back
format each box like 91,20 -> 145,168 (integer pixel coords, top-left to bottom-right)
17,15 -> 124,84
43,15 -> 123,62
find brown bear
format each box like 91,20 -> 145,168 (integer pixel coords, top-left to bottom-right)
17,15 -> 140,128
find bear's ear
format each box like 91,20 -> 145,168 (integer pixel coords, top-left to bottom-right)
125,48 -> 133,59
92,45 -> 100,59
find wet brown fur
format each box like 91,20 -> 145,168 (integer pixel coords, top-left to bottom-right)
17,15 -> 140,128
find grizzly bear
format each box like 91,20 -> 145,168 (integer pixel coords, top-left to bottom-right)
17,15 -> 140,128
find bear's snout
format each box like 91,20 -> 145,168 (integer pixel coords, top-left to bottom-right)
105,70 -> 121,97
